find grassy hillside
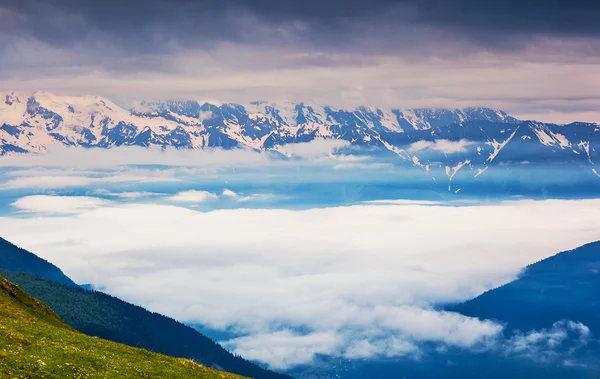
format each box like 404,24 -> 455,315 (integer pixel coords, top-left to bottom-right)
0,270 -> 292,379
0,238 -> 292,379
0,238 -> 76,287
0,275 -> 246,379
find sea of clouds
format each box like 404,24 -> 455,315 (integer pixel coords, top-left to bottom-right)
1,144 -> 599,369
2,194 -> 600,368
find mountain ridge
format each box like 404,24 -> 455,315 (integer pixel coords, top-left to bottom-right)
0,91 -> 519,154
1,91 -> 599,192
0,237 -> 77,287
449,240 -> 600,332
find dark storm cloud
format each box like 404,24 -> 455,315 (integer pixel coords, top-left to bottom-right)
2,0 -> 600,123
2,0 -> 600,53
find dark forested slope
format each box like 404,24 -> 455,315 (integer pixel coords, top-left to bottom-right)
0,237 -> 76,286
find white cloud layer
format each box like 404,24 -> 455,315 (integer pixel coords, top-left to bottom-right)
221,189 -> 239,198
11,195 -> 108,214
168,190 -> 218,203
0,172 -> 181,190
409,139 -> 475,154
224,331 -> 343,370
0,144 -> 394,191
506,320 -> 592,361
0,141 -> 346,170
275,139 -> 350,159
90,190 -> 165,199
2,198 -> 600,368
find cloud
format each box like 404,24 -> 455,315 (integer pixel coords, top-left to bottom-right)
219,310 -> 500,370
218,189 -> 284,203
0,142 -> 345,169
11,195 -> 109,214
0,144 -> 395,191
224,330 -> 342,370
505,320 -> 592,361
331,154 -> 394,170
364,199 -> 440,205
373,306 -> 502,347
2,198 -> 600,368
0,168 -> 182,190
343,337 -> 419,360
275,139 -> 350,159
91,189 -> 164,199
409,139 -> 475,154
198,110 -> 215,120
333,162 -> 393,170
0,175 -> 93,189
221,189 -> 239,198
563,359 -> 589,368
3,44 -> 600,123
236,194 -> 280,203
1,2 -> 600,123
168,190 -> 218,203
226,305 -> 501,369
0,146 -> 272,169
3,0 -> 600,54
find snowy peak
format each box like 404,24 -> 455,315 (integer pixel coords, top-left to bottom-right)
1,92 -> 599,190
125,98 -> 516,133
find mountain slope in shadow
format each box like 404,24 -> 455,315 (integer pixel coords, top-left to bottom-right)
450,240 -> 600,332
0,237 -> 76,286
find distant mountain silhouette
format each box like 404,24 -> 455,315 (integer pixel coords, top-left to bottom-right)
450,240 -> 600,332
0,237 -> 77,287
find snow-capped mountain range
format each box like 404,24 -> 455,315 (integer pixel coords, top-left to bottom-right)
1,91 -> 599,189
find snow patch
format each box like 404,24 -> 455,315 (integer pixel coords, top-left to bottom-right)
475,166 -> 488,178
486,127 -> 520,163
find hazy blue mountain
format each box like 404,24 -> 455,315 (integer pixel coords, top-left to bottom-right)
289,241 -> 600,379
0,237 -> 77,287
450,240 -> 600,335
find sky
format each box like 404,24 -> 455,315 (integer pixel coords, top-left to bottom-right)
1,0 -> 600,122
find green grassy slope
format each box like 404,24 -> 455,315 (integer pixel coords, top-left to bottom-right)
0,270 -> 289,379
0,275 -> 247,379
